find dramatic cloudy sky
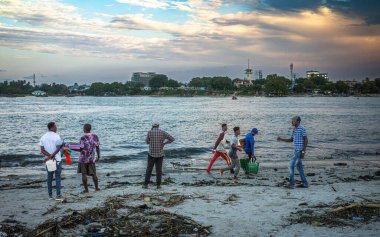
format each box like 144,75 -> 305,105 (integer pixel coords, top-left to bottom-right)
0,0 -> 379,84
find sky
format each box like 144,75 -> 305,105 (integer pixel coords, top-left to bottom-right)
0,0 -> 379,84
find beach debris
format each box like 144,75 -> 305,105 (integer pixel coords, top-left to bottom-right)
226,194 -> 238,202
182,179 -> 253,187
42,204 -> 60,216
144,196 -> 151,202
352,195 -> 373,202
170,161 -> 192,168
163,176 -> 176,184
31,195 -> 211,236
306,173 -> 315,176
0,193 -> 211,236
140,193 -> 200,208
333,163 -> 347,166
358,175 -> 374,181
290,202 -> 380,227
0,224 -> 32,237
331,186 -> 337,192
105,180 -> 131,189
86,222 -> 102,232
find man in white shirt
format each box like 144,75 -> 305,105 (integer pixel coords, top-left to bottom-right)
39,122 -> 63,200
219,126 -> 243,180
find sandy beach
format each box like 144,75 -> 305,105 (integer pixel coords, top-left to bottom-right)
1,157 -> 380,237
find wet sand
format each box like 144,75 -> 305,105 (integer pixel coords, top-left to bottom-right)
1,158 -> 380,236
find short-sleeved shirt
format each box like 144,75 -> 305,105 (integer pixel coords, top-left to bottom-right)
291,125 -> 307,151
79,133 -> 100,164
39,131 -> 63,161
146,128 -> 175,158
215,132 -> 230,152
229,135 -> 240,159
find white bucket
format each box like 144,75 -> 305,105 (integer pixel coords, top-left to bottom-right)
46,159 -> 57,172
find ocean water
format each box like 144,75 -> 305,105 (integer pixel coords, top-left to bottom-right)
0,96 -> 379,170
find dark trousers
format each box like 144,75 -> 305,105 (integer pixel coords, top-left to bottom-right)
144,155 -> 163,186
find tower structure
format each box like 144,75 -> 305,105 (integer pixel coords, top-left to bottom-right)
290,63 -> 293,81
244,59 -> 253,81
290,63 -> 295,89
33,74 -> 36,87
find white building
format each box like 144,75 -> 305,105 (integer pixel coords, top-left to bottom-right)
306,70 -> 329,80
32,90 -> 47,96
131,72 -> 158,86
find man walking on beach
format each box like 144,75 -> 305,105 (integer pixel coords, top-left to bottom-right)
39,122 -> 63,200
144,122 -> 175,189
244,128 -> 258,162
220,126 -> 242,180
277,116 -> 309,189
78,124 -> 100,193
206,123 -> 232,175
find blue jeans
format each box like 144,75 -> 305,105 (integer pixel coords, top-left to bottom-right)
288,151 -> 308,186
46,161 -> 62,196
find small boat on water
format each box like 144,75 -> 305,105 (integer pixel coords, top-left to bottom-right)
232,96 -> 237,100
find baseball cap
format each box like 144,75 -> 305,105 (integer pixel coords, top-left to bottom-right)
251,128 -> 259,134
152,122 -> 159,127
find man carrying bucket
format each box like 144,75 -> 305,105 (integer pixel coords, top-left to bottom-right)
244,128 -> 258,162
277,116 -> 309,189
39,122 -> 63,201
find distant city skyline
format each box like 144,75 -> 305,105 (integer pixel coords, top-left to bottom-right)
0,0 -> 379,84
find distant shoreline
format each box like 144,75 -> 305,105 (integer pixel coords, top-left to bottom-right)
1,94 -> 380,98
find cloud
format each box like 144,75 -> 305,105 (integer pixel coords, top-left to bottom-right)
261,0 -> 380,25
0,0 -> 379,80
110,14 -> 207,36
116,0 -> 170,9
326,0 -> 380,25
0,0 -> 107,32
262,0 -> 323,12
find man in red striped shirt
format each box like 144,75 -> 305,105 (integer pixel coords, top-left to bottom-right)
206,123 -> 232,175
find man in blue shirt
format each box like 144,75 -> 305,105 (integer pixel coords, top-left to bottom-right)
277,116 -> 308,189
244,128 -> 258,162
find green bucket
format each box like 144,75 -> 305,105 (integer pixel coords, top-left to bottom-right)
239,159 -> 248,170
246,161 -> 259,174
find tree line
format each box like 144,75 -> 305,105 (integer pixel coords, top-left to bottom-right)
1,75 -> 379,96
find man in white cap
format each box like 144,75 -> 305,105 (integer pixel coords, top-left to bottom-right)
144,122 -> 175,189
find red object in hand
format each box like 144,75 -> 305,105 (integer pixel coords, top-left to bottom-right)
63,148 -> 72,165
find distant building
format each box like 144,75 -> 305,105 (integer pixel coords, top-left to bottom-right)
306,70 -> 329,80
233,78 -> 252,88
342,80 -> 358,88
234,60 -> 254,88
131,72 -> 158,86
68,83 -> 90,92
254,70 -> 263,80
32,90 -> 47,96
